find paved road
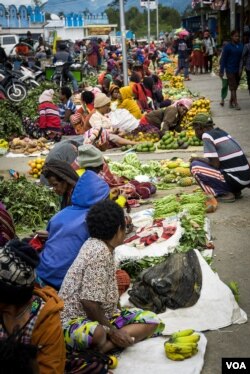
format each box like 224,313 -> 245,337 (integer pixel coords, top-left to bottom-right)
0,73 -> 249,373
186,74 -> 250,374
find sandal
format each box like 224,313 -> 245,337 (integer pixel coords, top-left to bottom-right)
217,193 -> 236,203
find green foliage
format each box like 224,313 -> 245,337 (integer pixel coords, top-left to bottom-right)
0,176 -> 59,232
105,4 -> 181,38
0,100 -> 23,139
0,82 -> 58,140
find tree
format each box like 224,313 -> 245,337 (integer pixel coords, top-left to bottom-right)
108,0 -> 128,9
182,5 -> 196,18
105,7 -> 120,27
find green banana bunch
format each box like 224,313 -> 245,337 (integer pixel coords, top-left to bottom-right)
164,329 -> 200,361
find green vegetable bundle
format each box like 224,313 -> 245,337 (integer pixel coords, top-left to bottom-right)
0,101 -> 23,139
120,255 -> 168,280
0,176 -> 59,232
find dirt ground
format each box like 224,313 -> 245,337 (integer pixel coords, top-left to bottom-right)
0,73 -> 249,373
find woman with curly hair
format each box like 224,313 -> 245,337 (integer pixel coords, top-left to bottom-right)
59,200 -> 164,360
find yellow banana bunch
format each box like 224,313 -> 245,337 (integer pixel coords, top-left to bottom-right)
164,329 -> 200,361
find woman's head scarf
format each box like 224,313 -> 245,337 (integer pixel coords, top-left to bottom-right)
173,98 -> 193,110
42,159 -> 79,185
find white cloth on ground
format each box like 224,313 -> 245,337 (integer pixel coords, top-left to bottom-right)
116,334 -> 207,374
120,249 -> 247,333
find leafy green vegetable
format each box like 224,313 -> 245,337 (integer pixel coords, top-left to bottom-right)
176,215 -> 206,253
0,176 -> 59,233
120,255 -> 168,280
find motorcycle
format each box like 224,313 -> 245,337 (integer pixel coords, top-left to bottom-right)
81,59 -> 97,77
51,61 -> 71,88
0,68 -> 27,102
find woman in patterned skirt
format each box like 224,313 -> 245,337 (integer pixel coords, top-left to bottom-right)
59,200 -> 164,358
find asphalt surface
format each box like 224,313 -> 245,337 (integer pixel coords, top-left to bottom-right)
0,73 -> 249,373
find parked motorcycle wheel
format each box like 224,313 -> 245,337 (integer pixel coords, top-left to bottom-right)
6,82 -> 27,102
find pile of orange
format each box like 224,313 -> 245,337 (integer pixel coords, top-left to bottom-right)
28,158 -> 45,179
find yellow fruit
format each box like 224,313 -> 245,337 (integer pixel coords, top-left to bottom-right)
31,162 -> 36,168
166,351 -> 185,361
171,329 -> 194,339
33,174 -> 38,179
32,168 -> 38,174
108,356 -> 118,369
36,158 -> 43,163
28,160 -> 33,166
173,334 -> 200,344
36,164 -> 42,170
174,167 -> 191,177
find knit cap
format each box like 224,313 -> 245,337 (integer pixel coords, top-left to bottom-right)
192,113 -> 213,126
94,93 -> 111,108
0,240 -> 40,305
39,89 -> 54,104
77,144 -> 104,168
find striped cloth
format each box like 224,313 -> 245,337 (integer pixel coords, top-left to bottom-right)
0,202 -> 15,247
202,128 -> 250,192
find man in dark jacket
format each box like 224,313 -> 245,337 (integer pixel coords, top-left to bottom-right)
174,32 -> 192,81
0,44 -> 7,66
53,44 -> 79,93
219,30 -> 243,110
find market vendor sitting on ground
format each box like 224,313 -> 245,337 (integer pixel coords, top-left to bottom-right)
59,200 -> 164,359
190,113 -> 250,202
0,239 -> 65,373
36,168 -> 110,290
38,89 -> 62,141
117,86 -> 143,119
42,159 -> 79,209
79,93 -> 138,148
140,98 -> 192,132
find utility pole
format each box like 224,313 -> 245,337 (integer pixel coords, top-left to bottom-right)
230,0 -> 236,31
119,0 -> 128,85
200,0 -> 204,31
156,0 -> 159,41
147,0 -> 151,43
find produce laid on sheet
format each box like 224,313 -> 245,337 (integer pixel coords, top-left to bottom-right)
108,154 -> 196,189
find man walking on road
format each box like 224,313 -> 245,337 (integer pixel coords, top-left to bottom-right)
203,30 -> 216,73
190,113 -> 250,203
219,30 -> 243,110
240,32 -> 250,95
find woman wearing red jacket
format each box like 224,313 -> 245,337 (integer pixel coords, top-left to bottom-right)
38,89 -> 62,141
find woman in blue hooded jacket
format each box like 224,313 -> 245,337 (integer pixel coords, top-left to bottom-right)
36,170 -> 110,290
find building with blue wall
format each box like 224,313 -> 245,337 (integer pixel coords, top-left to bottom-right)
0,3 -> 45,29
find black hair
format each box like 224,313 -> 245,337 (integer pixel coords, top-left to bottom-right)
130,72 -> 141,83
113,79 -> 123,88
0,336 -> 38,374
231,30 -> 239,37
61,86 -> 72,99
81,90 -> 95,104
87,200 -> 125,241
42,169 -> 64,182
85,165 -> 103,174
143,77 -> 154,91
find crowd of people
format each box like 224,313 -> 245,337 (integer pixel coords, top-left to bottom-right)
0,27 -> 250,373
